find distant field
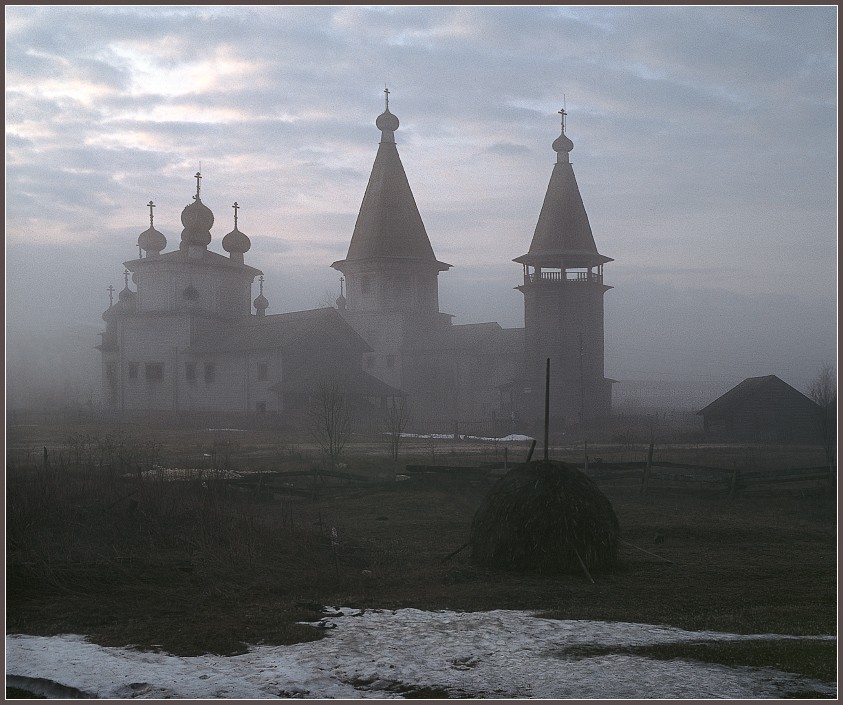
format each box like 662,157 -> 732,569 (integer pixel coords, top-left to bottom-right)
6,421 -> 836,687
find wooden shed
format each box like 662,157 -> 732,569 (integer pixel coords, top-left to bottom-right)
697,375 -> 822,443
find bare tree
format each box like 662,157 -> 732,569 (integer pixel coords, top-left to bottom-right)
308,378 -> 352,471
808,363 -> 836,471
316,287 -> 340,309
384,396 -> 409,461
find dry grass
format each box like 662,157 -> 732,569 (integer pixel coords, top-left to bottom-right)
5,423 -> 837,686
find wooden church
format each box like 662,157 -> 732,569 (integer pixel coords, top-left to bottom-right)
99,94 -> 613,432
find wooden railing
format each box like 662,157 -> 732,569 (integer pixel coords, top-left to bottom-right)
525,270 -> 603,284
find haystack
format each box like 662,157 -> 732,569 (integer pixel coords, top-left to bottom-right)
469,459 -> 619,575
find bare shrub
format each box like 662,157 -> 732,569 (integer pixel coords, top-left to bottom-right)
384,397 -> 409,461
808,363 -> 836,471
308,378 -> 352,471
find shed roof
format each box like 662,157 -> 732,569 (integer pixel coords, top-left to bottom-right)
270,368 -> 404,398
184,307 -> 370,355
414,322 -> 524,354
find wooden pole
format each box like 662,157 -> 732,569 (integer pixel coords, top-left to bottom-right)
641,442 -> 654,495
620,539 -> 674,565
729,463 -> 739,498
526,439 -> 537,462
543,358 -> 550,461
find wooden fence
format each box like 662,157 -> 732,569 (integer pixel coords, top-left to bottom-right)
399,455 -> 834,496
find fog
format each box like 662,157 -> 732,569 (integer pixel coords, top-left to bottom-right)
5,6 -> 837,413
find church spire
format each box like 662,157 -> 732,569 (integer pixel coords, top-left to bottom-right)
514,109 -> 611,270
330,92 -> 451,317
335,91 -> 449,268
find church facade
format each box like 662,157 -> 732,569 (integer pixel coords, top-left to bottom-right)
99,96 -> 612,432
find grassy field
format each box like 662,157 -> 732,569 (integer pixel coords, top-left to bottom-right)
5,421 -> 837,690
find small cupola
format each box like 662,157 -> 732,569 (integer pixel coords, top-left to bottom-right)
253,275 -> 269,317
335,276 -> 347,311
102,283 -> 117,321
117,269 -> 136,312
138,200 -> 167,257
222,201 -> 251,264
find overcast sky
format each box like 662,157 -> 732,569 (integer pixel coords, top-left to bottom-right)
5,5 -> 837,403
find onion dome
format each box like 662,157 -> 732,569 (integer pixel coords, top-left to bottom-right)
139,226 -> 166,253
138,200 -> 167,254
180,172 -> 214,247
376,109 -> 399,133
222,202 -> 251,255
253,275 -> 269,316
376,86 -> 399,142
552,107 -> 574,161
552,132 -> 574,154
254,292 -> 269,311
102,284 -> 117,320
117,270 -> 136,311
118,270 -> 134,299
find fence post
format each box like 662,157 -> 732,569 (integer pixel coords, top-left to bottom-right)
640,442 -> 654,495
584,440 -> 589,472
729,463 -> 739,498
43,446 -> 49,470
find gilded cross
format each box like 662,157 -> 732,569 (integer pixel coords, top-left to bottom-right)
384,86 -> 390,111
107,284 -> 115,307
147,200 -> 155,227
258,274 -> 264,295
123,269 -> 130,288
340,276 -> 345,297
558,107 -> 567,132
194,171 -> 202,200
232,201 -> 239,228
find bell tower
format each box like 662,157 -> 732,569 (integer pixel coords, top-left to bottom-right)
515,109 -> 613,426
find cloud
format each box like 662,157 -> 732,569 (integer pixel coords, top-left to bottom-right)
4,5 -> 836,392
485,142 -> 532,158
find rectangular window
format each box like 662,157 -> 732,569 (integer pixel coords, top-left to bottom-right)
257,362 -> 268,381
128,362 -> 139,380
204,362 -> 216,383
185,362 -> 197,382
145,363 -> 164,381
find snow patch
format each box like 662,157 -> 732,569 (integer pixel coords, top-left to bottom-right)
6,610 -> 835,699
